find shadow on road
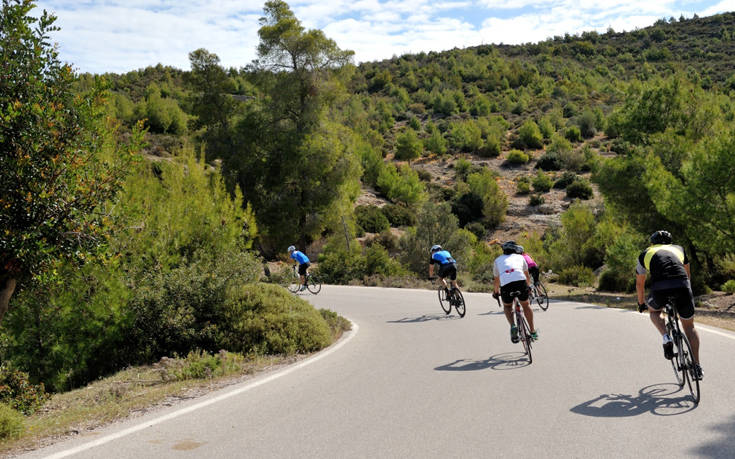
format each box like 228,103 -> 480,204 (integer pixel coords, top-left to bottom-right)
688,414 -> 735,458
435,352 -> 530,371
571,383 -> 697,417
387,314 -> 460,323
574,305 -> 606,310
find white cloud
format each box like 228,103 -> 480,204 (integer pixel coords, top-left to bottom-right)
31,0 -> 735,73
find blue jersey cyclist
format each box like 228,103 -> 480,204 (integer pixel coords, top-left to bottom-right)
288,245 -> 310,292
429,245 -> 458,294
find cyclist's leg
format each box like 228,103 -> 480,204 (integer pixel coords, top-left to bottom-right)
530,266 -> 540,285
299,263 -> 309,286
680,318 -> 700,363
448,264 -> 458,290
647,294 -> 667,336
676,288 -> 700,364
499,285 -> 515,325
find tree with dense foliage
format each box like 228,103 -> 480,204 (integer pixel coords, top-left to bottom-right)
0,0 -> 140,322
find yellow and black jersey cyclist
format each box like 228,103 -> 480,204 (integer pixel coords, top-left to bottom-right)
636,230 -> 702,380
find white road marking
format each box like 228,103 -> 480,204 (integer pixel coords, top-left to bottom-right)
43,320 -> 359,459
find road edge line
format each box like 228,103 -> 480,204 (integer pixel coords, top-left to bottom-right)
42,319 -> 359,459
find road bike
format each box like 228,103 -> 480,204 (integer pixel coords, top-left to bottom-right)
529,278 -> 549,311
496,291 -> 534,363
436,281 -> 466,318
661,296 -> 700,404
287,266 -> 322,295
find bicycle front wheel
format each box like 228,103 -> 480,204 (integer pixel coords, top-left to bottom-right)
669,326 -> 684,387
307,275 -> 322,294
534,281 -> 549,311
679,332 -> 700,404
453,290 -> 466,318
438,286 -> 451,314
286,270 -> 301,293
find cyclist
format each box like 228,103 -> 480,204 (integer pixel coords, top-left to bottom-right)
288,245 -> 310,292
489,239 -> 541,286
429,245 -> 458,294
636,230 -> 702,380
493,241 -> 537,343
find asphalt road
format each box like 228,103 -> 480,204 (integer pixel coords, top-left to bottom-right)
23,286 -> 735,458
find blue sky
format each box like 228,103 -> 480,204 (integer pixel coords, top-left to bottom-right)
33,0 -> 735,74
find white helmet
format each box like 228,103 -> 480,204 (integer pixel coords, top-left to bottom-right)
287,245 -> 296,252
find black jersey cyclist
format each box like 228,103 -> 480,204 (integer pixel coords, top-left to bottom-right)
429,245 -> 458,294
636,230 -> 702,380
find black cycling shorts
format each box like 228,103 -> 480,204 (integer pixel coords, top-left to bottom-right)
529,266 -> 540,284
438,263 -> 457,281
298,263 -> 310,276
501,280 -> 529,304
648,287 -> 695,320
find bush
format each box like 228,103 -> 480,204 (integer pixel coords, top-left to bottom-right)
564,125 -> 582,142
355,205 -> 390,233
516,177 -> 531,195
529,194 -> 545,206
319,309 -> 352,340
0,366 -> 49,414
316,240 -> 368,284
598,269 -> 635,292
536,151 -> 563,170
578,110 -> 597,138
532,170 -> 553,192
220,283 -> 333,355
161,350 -> 247,381
723,280 -> 735,294
566,179 -> 594,199
365,245 -> 407,277
553,171 -> 577,189
558,265 -> 595,286
478,135 -> 501,158
424,129 -> 447,155
376,164 -> 425,205
506,149 -> 529,165
465,222 -> 486,239
516,120 -> 544,149
394,128 -> 422,161
381,204 -> 416,227
366,229 -> 400,253
0,404 -> 23,440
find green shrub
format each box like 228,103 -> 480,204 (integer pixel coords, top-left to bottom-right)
465,222 -> 486,239
553,171 -> 577,189
368,229 -> 400,253
454,158 -> 474,181
578,110 -> 597,138
478,135 -> 501,158
0,404 -> 23,440
566,179 -> 594,199
0,366 -> 49,414
395,128 -> 422,161
221,283 -> 333,355
598,269 -> 635,292
376,164 -> 425,205
408,116 -> 421,130
381,204 -> 416,227
506,149 -> 530,165
316,240 -> 368,284
529,194 -> 545,206
355,205 -> 390,233
424,129 -> 447,155
162,350 -> 247,381
558,265 -> 595,287
516,177 -> 531,195
723,280 -> 735,294
532,170 -> 553,192
538,117 -> 555,139
564,125 -> 582,142
365,245 -> 407,277
319,309 -> 352,340
516,120 -> 544,149
536,151 -> 563,170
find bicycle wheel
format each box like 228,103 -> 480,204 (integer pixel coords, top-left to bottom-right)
453,290 -> 466,318
534,281 -> 549,311
286,270 -> 301,293
517,308 -> 532,364
668,326 -> 684,387
679,332 -> 700,404
307,274 -> 321,294
438,286 -> 451,314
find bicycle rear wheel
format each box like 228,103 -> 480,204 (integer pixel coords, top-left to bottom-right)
679,332 -> 700,404
534,281 -> 549,311
307,275 -> 321,294
453,290 -> 466,318
438,286 -> 451,314
517,308 -> 533,364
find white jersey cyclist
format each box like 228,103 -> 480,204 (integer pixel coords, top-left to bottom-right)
493,253 -> 529,286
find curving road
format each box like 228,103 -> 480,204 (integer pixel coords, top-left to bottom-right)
24,286 -> 735,458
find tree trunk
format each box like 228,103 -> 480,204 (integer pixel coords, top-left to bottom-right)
0,277 -> 17,323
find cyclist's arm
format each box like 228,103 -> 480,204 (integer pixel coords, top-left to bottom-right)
636,273 -> 646,305
428,264 -> 434,278
524,270 -> 532,288
684,263 -> 691,279
493,276 -> 500,295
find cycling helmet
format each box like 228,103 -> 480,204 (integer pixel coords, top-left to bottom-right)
287,245 -> 296,252
430,244 -> 442,253
515,244 -> 525,254
501,240 -> 519,255
649,230 -> 672,245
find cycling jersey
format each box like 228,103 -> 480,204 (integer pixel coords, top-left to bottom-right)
291,250 -> 310,265
493,254 -> 528,287
429,250 -> 456,266
636,244 -> 689,290
522,253 -> 537,268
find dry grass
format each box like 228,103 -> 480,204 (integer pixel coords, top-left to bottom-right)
0,354 -> 301,456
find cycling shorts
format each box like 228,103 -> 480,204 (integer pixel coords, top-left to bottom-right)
501,280 -> 529,304
298,263 -> 310,276
647,286 -> 695,320
438,263 -> 457,280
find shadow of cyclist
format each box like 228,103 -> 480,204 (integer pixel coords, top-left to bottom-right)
386,314 -> 460,324
434,352 -> 530,371
570,383 -> 697,417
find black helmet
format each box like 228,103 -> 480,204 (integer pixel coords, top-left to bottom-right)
501,240 -> 519,255
649,230 -> 672,245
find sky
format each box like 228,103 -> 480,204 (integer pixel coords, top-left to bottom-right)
32,0 -> 735,74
